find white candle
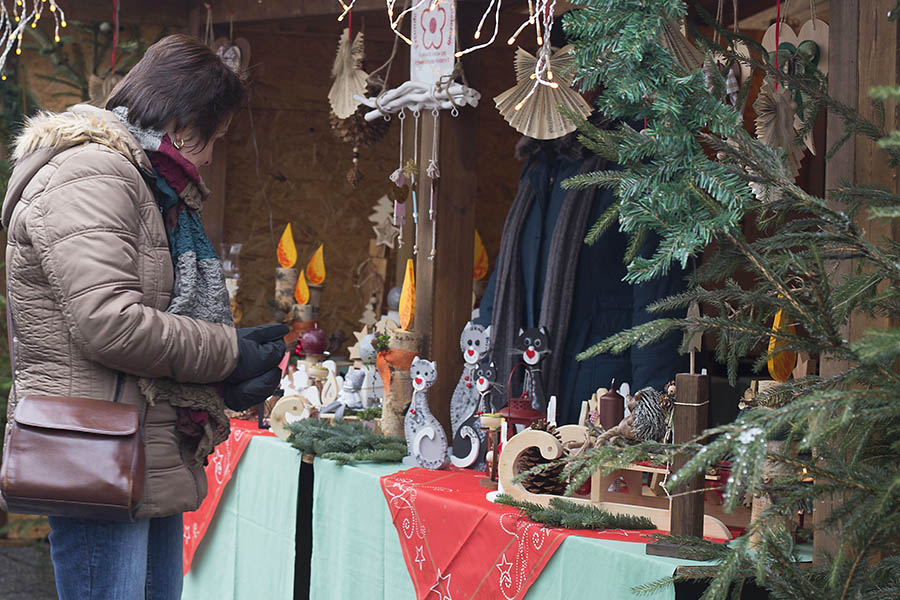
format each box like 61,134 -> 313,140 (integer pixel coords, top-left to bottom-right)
497,418 -> 508,494
547,395 -> 557,426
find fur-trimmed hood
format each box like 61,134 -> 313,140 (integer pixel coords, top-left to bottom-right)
3,104 -> 152,228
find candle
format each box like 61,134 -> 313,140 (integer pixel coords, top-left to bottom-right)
497,418 -> 508,494
547,395 -> 557,426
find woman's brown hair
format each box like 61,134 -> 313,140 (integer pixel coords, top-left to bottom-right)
106,34 -> 245,147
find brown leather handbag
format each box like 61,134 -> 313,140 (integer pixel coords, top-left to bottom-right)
0,305 -> 145,521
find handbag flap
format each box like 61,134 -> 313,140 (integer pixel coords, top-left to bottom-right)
13,396 -> 139,436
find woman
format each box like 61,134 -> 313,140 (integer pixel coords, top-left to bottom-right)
1,35 -> 285,598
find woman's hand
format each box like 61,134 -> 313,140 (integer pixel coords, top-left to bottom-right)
222,323 -> 288,411
225,324 -> 289,383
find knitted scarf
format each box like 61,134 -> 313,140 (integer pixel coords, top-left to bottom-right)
489,133 -> 605,403
114,107 -> 233,461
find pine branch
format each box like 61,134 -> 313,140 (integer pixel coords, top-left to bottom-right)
493,494 -> 656,531
287,418 -> 407,464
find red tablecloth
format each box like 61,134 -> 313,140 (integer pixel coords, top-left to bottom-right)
182,419 -> 275,574
381,467 -> 662,600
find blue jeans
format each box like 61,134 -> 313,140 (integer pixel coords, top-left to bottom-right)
48,514 -> 183,600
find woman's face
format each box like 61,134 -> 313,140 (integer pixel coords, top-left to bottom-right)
170,114 -> 232,169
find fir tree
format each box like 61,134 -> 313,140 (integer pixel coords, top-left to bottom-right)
553,1 -> 900,598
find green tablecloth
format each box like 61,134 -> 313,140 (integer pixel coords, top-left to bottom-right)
183,435 -> 301,600
310,459 -> 708,600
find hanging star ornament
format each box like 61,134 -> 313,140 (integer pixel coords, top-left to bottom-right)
348,325 -> 371,362
373,218 -> 400,249
429,569 -> 453,600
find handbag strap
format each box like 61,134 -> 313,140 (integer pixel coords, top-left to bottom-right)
6,294 -> 16,399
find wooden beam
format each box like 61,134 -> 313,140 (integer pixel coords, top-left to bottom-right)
414,5 -> 481,435
196,0 -> 494,24
65,0 -> 191,27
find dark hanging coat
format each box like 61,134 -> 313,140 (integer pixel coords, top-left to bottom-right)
477,134 -> 687,425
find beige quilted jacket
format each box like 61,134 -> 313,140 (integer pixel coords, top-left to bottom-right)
1,104 -> 238,518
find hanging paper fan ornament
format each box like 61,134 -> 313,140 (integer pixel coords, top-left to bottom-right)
328,29 -> 369,119
751,79 -> 805,202
493,45 -> 592,141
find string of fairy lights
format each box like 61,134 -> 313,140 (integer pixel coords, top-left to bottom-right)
0,0 -> 67,80
336,0 -> 559,113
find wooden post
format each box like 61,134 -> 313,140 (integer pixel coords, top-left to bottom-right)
413,5 -> 480,436
814,0 -> 859,566
646,373 -> 709,558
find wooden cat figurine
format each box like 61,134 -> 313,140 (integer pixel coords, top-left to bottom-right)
451,359 -> 500,469
404,357 -> 449,470
515,326 -> 550,412
450,322 -> 491,437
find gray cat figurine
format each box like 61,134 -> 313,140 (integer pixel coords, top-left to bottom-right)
403,357 -> 449,470
449,322 -> 491,437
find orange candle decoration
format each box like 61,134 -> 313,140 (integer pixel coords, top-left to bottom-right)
399,258 -> 416,331
767,308 -> 797,382
277,223 -> 298,268
473,229 -> 488,281
295,270 -> 310,305
307,244 -> 326,286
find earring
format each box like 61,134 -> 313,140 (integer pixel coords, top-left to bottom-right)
173,138 -> 185,150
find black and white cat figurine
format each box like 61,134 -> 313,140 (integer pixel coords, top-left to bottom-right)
450,358 -> 501,470
474,359 -> 502,413
449,322 -> 491,437
404,357 -> 449,470
515,327 -> 550,412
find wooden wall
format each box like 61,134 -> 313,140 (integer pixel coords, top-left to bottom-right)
222,10 -> 523,347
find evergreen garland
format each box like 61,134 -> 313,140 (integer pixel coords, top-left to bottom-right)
553,1 -> 900,598
287,418 -> 407,465
494,494 -> 656,531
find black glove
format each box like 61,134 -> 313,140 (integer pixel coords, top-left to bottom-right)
225,323 -> 289,384
224,367 -> 282,412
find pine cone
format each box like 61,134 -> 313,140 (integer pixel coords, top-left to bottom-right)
329,108 -> 390,147
518,419 -> 567,496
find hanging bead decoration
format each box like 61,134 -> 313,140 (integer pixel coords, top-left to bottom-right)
426,108 -> 440,260
411,109 -> 420,255
390,109 -> 408,248
0,0 -> 67,76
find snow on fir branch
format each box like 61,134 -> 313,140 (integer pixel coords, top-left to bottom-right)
493,494 -> 656,531
287,418 -> 407,465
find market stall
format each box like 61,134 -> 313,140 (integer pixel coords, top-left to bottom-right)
2,0 -> 896,599
174,0 -> 897,599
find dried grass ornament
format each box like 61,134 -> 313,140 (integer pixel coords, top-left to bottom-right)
753,79 -> 804,182
493,45 -> 591,141
329,29 -> 369,119
327,30 -> 391,187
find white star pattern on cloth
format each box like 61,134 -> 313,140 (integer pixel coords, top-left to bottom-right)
495,553 -> 513,586
415,545 -> 425,570
430,569 -> 453,600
